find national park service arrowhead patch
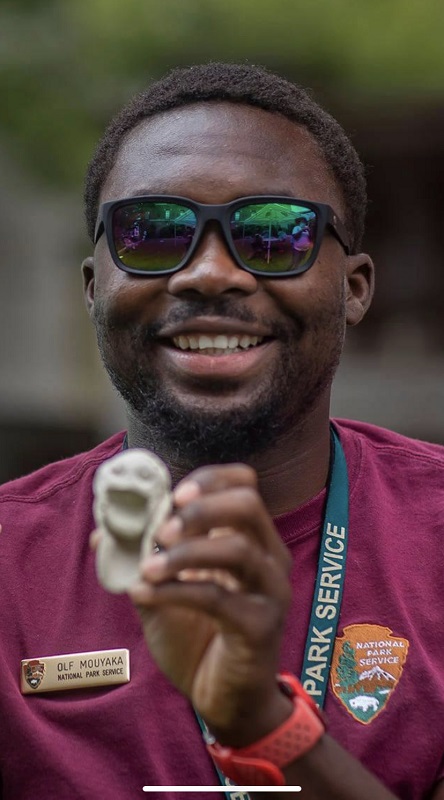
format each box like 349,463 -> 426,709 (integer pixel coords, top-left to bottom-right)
330,624 -> 409,724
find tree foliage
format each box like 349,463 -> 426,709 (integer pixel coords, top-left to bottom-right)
2,0 -> 444,188
337,641 -> 359,691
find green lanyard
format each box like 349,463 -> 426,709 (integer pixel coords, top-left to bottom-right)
195,712 -> 251,800
197,423 -> 349,798
300,424 -> 349,706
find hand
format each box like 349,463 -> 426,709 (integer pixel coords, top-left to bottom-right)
128,464 -> 293,746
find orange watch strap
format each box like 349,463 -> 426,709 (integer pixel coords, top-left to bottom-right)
206,672 -> 325,786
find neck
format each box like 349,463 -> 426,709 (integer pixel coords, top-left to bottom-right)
126,398 -> 332,517
247,410 -> 331,515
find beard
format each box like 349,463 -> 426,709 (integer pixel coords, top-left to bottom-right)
93,293 -> 345,470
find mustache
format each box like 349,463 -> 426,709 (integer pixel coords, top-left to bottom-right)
139,298 -> 296,344
94,296 -> 303,345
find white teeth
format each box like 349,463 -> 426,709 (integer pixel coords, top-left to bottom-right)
240,334 -> 259,348
172,334 -> 263,352
198,334 -> 228,349
213,335 -> 228,349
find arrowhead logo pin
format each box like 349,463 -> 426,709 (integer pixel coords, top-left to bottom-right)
23,659 -> 46,690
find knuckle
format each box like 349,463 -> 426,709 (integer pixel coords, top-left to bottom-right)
236,486 -> 261,514
230,533 -> 252,561
186,463 -> 258,491
186,465 -> 219,483
244,600 -> 282,645
178,500 -> 204,530
233,464 -> 258,487
203,581 -> 226,611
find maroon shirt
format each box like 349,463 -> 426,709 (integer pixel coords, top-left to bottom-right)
0,420 -> 443,799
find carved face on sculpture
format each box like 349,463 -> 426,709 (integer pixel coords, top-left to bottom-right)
93,449 -> 171,541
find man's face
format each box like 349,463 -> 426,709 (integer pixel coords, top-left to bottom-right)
84,103 -> 367,467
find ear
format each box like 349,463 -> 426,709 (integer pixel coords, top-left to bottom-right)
344,253 -> 375,327
81,256 -> 95,317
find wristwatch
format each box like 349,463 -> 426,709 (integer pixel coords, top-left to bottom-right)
205,672 -> 325,786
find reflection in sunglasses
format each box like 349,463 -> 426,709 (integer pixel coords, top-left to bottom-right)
113,200 -> 317,273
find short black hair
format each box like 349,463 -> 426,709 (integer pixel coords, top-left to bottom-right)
84,62 -> 367,252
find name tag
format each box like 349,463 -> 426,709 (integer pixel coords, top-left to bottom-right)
21,648 -> 130,694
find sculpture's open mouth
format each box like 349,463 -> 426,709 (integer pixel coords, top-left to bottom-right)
104,490 -> 148,541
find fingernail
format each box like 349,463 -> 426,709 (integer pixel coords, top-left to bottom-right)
89,529 -> 101,550
174,480 -> 201,505
157,515 -> 182,545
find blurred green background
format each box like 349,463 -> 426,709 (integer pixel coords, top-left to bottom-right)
4,0 -> 444,189
1,0 -> 444,480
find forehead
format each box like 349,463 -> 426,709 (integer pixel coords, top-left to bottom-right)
101,102 -> 344,213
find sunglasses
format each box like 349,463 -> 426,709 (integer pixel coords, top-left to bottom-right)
94,195 -> 349,278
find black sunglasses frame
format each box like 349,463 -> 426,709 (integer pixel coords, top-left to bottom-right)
94,195 -> 350,278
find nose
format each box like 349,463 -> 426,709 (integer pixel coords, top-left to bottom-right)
167,224 -> 258,297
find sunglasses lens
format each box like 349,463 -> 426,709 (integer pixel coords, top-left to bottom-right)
111,202 -> 197,272
230,202 -> 317,273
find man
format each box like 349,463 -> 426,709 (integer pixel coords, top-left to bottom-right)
290,216 -> 312,268
0,63 -> 443,799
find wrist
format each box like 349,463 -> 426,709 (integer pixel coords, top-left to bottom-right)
207,687 -> 293,748
205,673 -> 326,786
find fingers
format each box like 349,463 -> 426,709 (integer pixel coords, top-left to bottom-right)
128,464 -> 293,667
129,571 -> 288,649
131,523 -> 292,645
139,534 -> 289,599
173,464 -> 258,507
131,578 -> 272,632
158,485 -> 291,572
89,529 -> 102,550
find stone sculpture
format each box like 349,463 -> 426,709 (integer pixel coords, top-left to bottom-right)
92,448 -> 172,593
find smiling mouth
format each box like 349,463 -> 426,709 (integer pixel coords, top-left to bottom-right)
170,333 -> 266,355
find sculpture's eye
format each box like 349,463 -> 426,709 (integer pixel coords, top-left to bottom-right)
139,467 -> 152,479
112,464 -> 124,474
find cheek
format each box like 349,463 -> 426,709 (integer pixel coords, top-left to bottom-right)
92,245 -> 126,308
265,245 -> 345,316
93,252 -> 166,325
263,274 -> 336,318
